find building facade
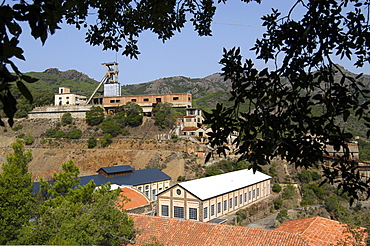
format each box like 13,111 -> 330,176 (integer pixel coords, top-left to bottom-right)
79,165 -> 171,201
103,93 -> 192,114
157,169 -> 271,222
54,87 -> 87,106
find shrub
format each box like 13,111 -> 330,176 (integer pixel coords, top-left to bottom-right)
100,119 -> 121,137
55,130 -> 66,139
177,176 -> 186,182
272,183 -> 282,193
282,185 -> 295,200
152,102 -> 176,130
61,112 -> 73,126
100,134 -> 112,147
299,170 -> 321,183
276,209 -> 288,223
12,124 -> 23,131
274,199 -> 283,209
67,127 -> 82,139
24,135 -> 34,145
44,128 -> 57,138
86,106 -> 104,126
122,102 -> 143,127
87,136 -> 97,148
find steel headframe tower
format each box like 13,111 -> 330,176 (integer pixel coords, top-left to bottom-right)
87,62 -> 121,104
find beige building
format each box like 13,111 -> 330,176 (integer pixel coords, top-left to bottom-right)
103,93 -> 192,114
54,87 -> 87,106
157,169 -> 271,222
179,108 -> 211,138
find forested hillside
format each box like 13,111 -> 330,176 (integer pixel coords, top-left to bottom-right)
4,66 -> 370,139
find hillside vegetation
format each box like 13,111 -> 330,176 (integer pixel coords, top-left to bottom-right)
3,65 -> 370,139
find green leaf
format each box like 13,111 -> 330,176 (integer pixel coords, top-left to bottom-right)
16,81 -> 33,103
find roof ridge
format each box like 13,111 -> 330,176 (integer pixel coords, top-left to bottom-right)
130,213 -> 306,234
300,216 -> 321,236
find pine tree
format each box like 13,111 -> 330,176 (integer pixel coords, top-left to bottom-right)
0,139 -> 35,244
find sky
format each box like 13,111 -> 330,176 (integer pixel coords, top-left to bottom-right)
13,0 -> 370,85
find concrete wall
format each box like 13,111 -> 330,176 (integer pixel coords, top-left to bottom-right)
28,105 -> 94,119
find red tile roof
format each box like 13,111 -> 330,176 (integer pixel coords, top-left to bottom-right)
129,214 -> 367,246
117,187 -> 149,210
275,216 -> 367,246
129,214 -> 308,246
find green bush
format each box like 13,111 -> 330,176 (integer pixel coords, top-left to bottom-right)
86,106 -> 104,126
61,112 -> 73,126
274,199 -> 283,209
67,127 -> 82,139
100,134 -> 112,147
45,128 -> 66,139
282,185 -> 295,200
276,209 -> 288,223
100,119 -> 122,137
177,176 -> 186,182
152,102 -> 176,130
24,135 -> 34,145
299,170 -> 321,183
121,102 -> 143,127
12,124 -> 23,131
272,183 -> 282,193
87,136 -> 97,148
55,130 -> 66,139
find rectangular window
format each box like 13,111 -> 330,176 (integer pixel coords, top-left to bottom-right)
203,207 -> 208,219
224,200 -> 227,211
217,202 -> 221,213
257,188 -> 260,197
240,194 -> 243,204
152,189 -> 156,201
174,206 -> 184,219
253,190 -> 255,198
229,198 -> 232,208
190,132 -> 195,135
161,205 -> 169,217
186,118 -> 192,122
244,193 -> 247,202
110,100 -> 115,103
173,97 -> 179,100
189,208 -> 197,220
183,132 -> 187,135
249,191 -> 252,200
211,205 -> 215,216
116,99 -> 121,103
145,191 -> 149,197
143,98 -> 149,102
131,98 -> 137,102
235,196 -> 237,207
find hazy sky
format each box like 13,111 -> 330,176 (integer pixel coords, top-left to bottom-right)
14,0 -> 369,84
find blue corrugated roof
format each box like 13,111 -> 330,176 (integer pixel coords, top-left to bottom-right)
98,165 -> 134,174
79,168 -> 171,186
33,168 -> 171,193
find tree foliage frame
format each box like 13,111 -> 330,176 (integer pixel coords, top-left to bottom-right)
205,0 -> 370,203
